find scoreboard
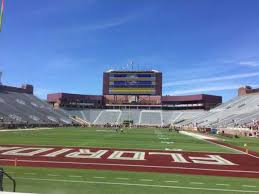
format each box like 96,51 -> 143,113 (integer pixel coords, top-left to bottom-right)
103,70 -> 162,96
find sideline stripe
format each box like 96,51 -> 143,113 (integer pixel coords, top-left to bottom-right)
243,185 -> 257,188
140,179 -> 153,182
216,184 -> 230,186
1,158 -> 259,175
165,180 -> 179,183
116,177 -> 129,180
93,176 -> 105,179
69,175 -> 82,178
180,131 -> 259,158
47,174 -> 59,177
205,140 -> 259,159
190,182 -> 204,185
0,144 -> 242,154
15,177 -> 259,193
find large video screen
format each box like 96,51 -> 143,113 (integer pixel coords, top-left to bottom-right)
108,73 -> 156,95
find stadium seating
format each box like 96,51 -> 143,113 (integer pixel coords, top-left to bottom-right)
66,109 -> 205,126
0,91 -> 72,126
180,94 -> 259,128
118,110 -> 141,125
65,94 -> 259,128
93,110 -> 121,125
140,110 -> 163,126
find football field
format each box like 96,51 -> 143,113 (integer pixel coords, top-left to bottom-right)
0,127 -> 259,194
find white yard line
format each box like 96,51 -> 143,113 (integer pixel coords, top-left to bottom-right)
180,131 -> 246,155
93,176 -> 105,179
216,184 -> 230,186
47,174 -> 59,177
165,148 -> 183,151
159,137 -> 170,140
161,141 -> 174,144
0,143 -> 236,153
190,182 -> 204,185
180,131 -> 217,140
15,177 -> 259,193
0,128 -> 52,132
202,138 -> 259,159
165,180 -> 179,183
180,131 -> 259,158
243,185 -> 257,188
140,179 -> 153,182
69,175 -> 82,178
1,158 -> 259,174
115,177 -> 129,180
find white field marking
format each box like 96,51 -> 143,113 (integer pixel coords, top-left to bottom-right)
24,173 -> 36,175
1,158 -> 259,175
180,131 -> 259,159
1,143 -> 240,154
190,182 -> 204,185
140,179 -> 153,182
161,141 -> 174,144
165,180 -> 179,183
96,130 -> 115,133
180,131 -> 245,155
115,177 -> 129,180
243,185 -> 257,188
203,138 -> 259,159
47,174 -> 59,177
180,131 -> 217,140
15,177 -> 259,193
159,137 -> 170,140
93,176 -> 105,179
69,175 -> 82,178
0,128 -> 52,132
216,184 -> 230,186
165,148 -> 183,151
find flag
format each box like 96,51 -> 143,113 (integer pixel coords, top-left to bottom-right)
0,0 -> 5,32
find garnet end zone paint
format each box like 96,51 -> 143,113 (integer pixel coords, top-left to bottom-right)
0,145 -> 259,178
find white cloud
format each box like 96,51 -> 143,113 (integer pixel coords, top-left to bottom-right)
238,61 -> 259,67
166,84 -> 259,95
82,17 -> 132,31
60,15 -> 136,33
164,72 -> 259,87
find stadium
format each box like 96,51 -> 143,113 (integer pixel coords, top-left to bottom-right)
0,67 -> 259,194
1,1 -> 259,194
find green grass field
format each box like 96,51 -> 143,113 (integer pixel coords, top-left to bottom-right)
216,134 -> 259,152
0,127 -> 236,152
1,127 -> 259,194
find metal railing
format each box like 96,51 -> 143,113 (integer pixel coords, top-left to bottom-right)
0,167 -> 16,192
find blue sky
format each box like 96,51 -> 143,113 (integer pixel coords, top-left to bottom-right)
0,0 -> 259,101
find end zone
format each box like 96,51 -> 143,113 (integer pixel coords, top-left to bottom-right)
0,145 -> 259,178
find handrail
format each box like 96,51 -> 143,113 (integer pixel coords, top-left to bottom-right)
0,168 -> 16,192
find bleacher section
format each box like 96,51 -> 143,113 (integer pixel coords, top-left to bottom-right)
65,94 -> 259,128
93,110 -> 121,125
179,94 -> 259,128
140,110 -> 163,126
66,109 -> 204,126
118,110 -> 141,125
0,91 -> 72,127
